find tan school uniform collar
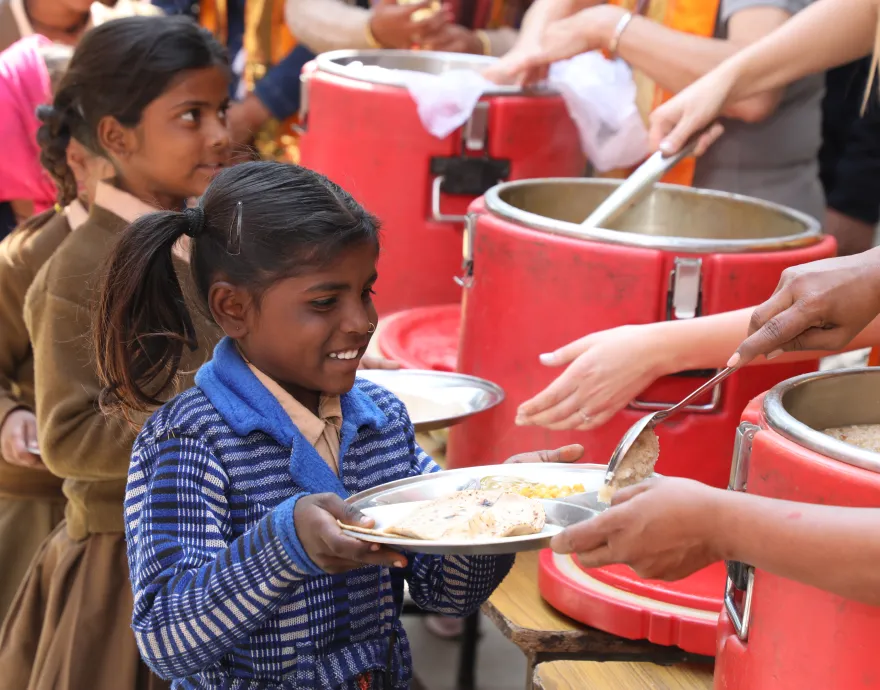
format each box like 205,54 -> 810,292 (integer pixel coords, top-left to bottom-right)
94,181 -> 191,261
64,199 -> 88,231
244,362 -> 343,447
94,181 -> 155,223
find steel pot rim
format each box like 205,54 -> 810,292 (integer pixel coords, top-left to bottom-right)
763,367 -> 880,473
314,49 -> 556,96
482,177 -> 823,253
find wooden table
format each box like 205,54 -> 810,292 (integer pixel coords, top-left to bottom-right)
533,660 -> 715,689
483,552 -> 713,689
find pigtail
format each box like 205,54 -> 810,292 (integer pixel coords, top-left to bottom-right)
94,211 -> 199,417
36,104 -> 78,208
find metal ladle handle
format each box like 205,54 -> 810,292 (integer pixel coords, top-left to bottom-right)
580,127 -> 710,230
652,366 -> 737,425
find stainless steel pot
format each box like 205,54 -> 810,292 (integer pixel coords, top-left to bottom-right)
763,367 -> 880,473
484,178 -> 822,253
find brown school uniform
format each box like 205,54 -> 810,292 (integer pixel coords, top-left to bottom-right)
0,183 -> 219,690
0,204 -> 86,619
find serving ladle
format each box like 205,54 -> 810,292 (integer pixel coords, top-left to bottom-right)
600,366 -> 738,504
581,127 -> 711,230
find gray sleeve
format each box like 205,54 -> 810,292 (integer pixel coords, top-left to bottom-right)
719,0 -> 813,26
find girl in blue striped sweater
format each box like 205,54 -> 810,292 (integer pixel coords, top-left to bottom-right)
94,160 -> 581,689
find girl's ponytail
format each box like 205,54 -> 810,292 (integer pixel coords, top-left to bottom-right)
7,104 -> 80,248
94,210 -> 199,417
35,104 -> 78,209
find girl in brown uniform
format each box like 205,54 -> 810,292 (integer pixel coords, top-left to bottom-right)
0,15 -> 231,690
0,122 -> 114,621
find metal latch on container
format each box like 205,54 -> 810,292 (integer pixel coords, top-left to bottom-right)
293,71 -> 311,135
455,213 -> 477,288
463,102 -> 489,152
724,422 -> 759,641
667,257 -> 703,320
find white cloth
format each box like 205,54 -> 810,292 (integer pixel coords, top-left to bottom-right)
345,52 -> 650,171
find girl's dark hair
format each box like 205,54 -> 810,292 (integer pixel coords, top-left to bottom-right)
95,161 -> 381,415
31,15 -> 227,225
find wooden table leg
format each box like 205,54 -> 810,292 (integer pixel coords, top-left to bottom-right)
525,653 -> 538,690
456,612 -> 480,690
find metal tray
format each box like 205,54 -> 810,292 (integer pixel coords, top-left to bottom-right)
342,463 -> 607,555
356,369 -> 504,432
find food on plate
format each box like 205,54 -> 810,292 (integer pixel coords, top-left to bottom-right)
479,476 -> 585,498
824,424 -> 880,453
384,490 -> 545,541
598,427 -> 660,504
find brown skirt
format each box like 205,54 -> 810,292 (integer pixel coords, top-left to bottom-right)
0,497 -> 64,621
0,526 -> 170,690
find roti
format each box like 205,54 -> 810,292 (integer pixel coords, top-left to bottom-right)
384,490 -> 545,541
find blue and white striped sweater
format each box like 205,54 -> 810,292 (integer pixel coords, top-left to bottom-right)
125,337 -> 514,689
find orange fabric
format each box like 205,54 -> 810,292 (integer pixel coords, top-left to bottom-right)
605,0 -> 720,186
869,348 -> 880,367
200,0 -> 301,161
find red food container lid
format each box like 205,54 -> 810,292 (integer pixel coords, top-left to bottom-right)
538,550 -> 723,657
378,304 -> 460,372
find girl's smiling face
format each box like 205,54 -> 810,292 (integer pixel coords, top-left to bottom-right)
210,241 -> 381,411
99,65 -> 231,209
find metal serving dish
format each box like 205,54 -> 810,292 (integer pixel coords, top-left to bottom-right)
342,463 -> 607,555
356,369 -> 504,432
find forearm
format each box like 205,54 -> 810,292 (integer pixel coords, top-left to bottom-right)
515,0 -> 601,47
614,17 -> 760,98
723,0 -> 877,103
284,0 -> 371,54
649,305 -> 880,374
715,490 -> 880,606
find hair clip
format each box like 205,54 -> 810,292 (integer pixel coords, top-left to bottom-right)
227,201 -> 242,255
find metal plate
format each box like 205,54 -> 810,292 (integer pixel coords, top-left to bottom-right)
342,463 -> 606,555
356,369 -> 504,432
340,499 -> 596,556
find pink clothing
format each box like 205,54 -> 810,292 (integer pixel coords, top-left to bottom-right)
0,35 -> 56,212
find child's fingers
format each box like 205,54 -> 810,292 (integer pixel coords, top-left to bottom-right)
326,531 -> 407,569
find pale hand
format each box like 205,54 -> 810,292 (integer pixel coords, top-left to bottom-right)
550,477 -> 725,581
514,326 -> 666,431
485,6 -> 617,86
733,247 -> 880,366
648,69 -> 730,156
358,354 -> 401,370
483,38 -> 549,86
0,409 -> 45,470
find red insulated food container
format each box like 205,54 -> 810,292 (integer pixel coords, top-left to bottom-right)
446,179 -> 836,490
717,368 -> 880,689
297,50 -> 586,316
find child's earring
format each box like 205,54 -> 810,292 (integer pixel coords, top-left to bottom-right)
227,201 -> 242,255
367,322 -> 376,334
